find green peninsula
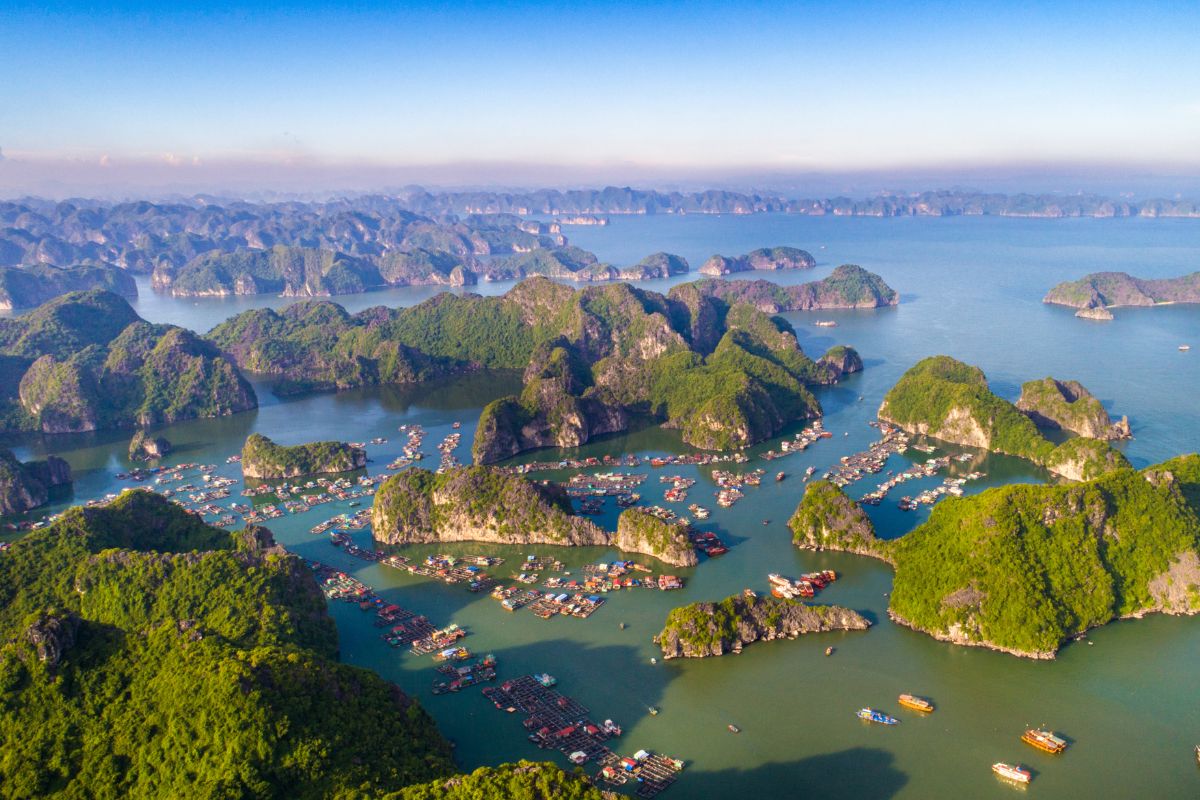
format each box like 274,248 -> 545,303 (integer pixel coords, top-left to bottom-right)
878,356 -> 1129,480
0,490 -> 456,796
789,460 -> 1200,658
655,594 -> 870,659
1044,271 -> 1200,319
241,433 -> 367,479
685,264 -> 898,312
0,290 -> 256,434
0,448 -> 71,516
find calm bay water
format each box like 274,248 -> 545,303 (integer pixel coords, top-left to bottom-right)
4,216 -> 1200,798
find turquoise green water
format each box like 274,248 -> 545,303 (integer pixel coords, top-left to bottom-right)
4,216 -> 1200,797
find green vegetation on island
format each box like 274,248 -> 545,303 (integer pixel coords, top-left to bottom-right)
370,466 -> 701,565
655,593 -> 870,659
371,465 -> 608,548
1017,377 -> 1130,440
615,508 -> 698,568
0,265 -> 138,310
382,762 -> 605,800
789,458 -> 1200,657
0,490 -> 456,797
878,356 -> 1130,480
0,448 -> 71,516
788,479 -> 882,557
128,430 -> 172,462
686,265 -> 898,312
1044,271 -> 1200,318
699,246 -> 815,276
210,277 -> 864,461
241,433 -> 367,479
0,290 -> 256,434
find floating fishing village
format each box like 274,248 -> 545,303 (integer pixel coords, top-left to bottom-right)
0,411 -> 1148,795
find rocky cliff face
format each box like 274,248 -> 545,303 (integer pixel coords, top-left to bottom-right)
129,430 -> 172,461
614,509 -> 698,568
655,594 -> 870,659
0,448 -> 72,515
241,434 -> 367,479
789,480 -> 887,560
818,345 -> 864,380
371,466 -> 609,547
1017,377 -> 1130,440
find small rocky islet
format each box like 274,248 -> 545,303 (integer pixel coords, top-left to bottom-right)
655,593 -> 870,659
241,433 -> 367,479
1044,270 -> 1200,320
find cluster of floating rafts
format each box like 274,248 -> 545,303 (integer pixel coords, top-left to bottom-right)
767,571 -> 837,599
436,431 -> 462,472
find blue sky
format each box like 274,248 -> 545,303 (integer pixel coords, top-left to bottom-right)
2,1 -> 1199,192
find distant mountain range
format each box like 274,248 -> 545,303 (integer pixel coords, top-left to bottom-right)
0,188 -> 1196,306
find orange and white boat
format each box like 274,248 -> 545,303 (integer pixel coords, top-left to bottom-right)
898,694 -> 934,713
1022,728 -> 1068,754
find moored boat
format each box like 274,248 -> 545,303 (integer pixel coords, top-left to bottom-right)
898,694 -> 934,713
534,672 -> 556,687
1022,728 -> 1068,754
856,708 -> 898,725
992,762 -> 1032,784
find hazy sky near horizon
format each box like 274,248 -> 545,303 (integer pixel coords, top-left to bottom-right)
3,1 -> 1200,193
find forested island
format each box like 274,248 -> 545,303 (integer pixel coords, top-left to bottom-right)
1017,377 -> 1130,440
878,356 -> 1129,481
697,246 -> 815,276
241,434 -> 367,478
371,466 -> 699,565
207,276 -> 869,460
0,265 -> 137,309
0,290 -> 256,434
1044,271 -> 1200,319
789,455 -> 1200,657
687,264 -> 898,312
4,190 -> 1193,307
655,594 -> 870,659
0,448 -> 71,515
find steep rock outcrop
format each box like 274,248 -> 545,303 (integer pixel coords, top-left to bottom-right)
788,480 -> 887,560
129,430 -> 173,461
371,466 -> 609,548
614,509 -> 698,568
1017,377 -> 1130,440
0,448 -> 72,515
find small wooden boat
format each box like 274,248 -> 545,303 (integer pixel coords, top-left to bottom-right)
992,762 -> 1031,784
898,694 -> 934,713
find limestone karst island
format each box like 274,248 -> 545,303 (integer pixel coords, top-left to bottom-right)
3,3 -> 1199,799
